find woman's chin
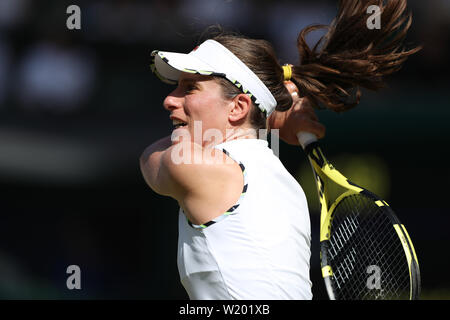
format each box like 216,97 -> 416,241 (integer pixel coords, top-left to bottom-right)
170,127 -> 191,144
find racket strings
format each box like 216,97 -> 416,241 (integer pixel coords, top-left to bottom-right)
326,194 -> 410,300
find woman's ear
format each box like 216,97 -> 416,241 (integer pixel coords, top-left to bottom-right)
228,93 -> 252,123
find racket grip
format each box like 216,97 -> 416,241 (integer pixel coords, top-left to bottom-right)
297,131 -> 318,149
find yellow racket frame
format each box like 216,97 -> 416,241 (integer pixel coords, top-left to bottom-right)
305,142 -> 420,300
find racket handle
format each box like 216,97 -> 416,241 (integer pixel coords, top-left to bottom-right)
297,131 -> 318,149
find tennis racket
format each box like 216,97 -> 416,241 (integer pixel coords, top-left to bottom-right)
297,132 -> 421,300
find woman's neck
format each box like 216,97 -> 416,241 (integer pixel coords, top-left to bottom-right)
202,127 -> 258,149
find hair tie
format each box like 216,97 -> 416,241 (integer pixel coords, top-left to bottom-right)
282,64 -> 293,81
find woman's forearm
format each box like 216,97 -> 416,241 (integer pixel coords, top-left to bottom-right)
141,136 -> 172,160
140,135 -> 173,193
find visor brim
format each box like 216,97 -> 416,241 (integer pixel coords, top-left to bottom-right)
152,50 -> 219,84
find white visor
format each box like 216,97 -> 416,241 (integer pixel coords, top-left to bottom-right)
150,39 -> 277,116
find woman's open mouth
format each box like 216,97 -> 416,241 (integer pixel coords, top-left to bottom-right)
172,119 -> 188,129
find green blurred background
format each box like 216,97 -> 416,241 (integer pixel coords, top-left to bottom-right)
0,0 -> 449,299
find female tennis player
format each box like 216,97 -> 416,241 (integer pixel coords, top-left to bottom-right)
140,0 -> 419,299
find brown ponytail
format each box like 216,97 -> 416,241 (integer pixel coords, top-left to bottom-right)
200,0 -> 420,129
291,0 -> 421,112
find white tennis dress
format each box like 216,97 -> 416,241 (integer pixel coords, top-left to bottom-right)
177,138 -> 312,300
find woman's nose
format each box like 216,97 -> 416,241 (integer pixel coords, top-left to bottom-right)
163,92 -> 182,112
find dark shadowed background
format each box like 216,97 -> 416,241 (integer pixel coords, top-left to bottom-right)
0,0 -> 449,299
